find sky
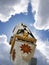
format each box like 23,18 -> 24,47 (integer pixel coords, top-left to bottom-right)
0,0 -> 49,65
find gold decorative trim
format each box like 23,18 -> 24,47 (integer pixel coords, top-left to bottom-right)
10,35 -> 16,54
10,34 -> 37,54
15,35 -> 37,43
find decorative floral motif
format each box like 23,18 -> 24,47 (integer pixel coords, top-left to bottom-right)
20,44 -> 32,54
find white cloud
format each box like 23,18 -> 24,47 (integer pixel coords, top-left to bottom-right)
0,34 -> 7,43
31,0 -> 49,30
36,39 -> 49,60
0,0 -> 29,22
34,33 -> 49,60
31,31 -> 49,64
0,34 -> 12,65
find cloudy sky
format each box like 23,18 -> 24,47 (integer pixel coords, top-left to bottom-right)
0,0 -> 49,65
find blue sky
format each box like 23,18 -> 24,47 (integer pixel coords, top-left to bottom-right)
0,2 -> 35,41
0,0 -> 49,65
